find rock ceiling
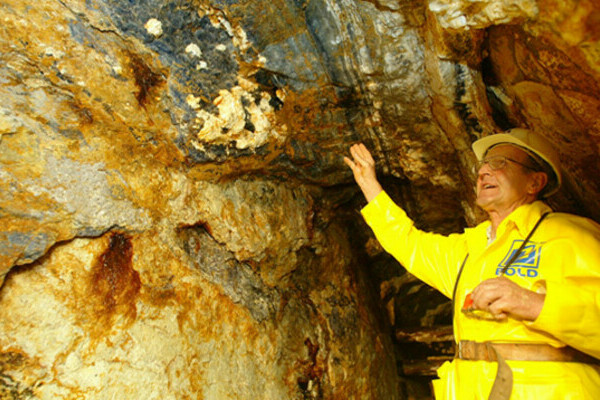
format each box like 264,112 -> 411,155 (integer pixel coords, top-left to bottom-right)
0,0 -> 599,398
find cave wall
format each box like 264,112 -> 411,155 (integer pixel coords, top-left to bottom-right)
0,180 -> 399,398
1,0 -> 599,399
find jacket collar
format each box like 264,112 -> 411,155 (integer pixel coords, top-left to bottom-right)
496,200 -> 553,239
464,201 -> 553,252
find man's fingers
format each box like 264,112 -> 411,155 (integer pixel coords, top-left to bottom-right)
473,293 -> 502,311
492,311 -> 508,321
487,299 -> 510,320
471,277 -> 509,298
345,143 -> 383,203
349,145 -> 365,163
355,143 -> 375,163
350,148 -> 374,168
343,156 -> 355,169
344,157 -> 362,177
471,282 -> 504,310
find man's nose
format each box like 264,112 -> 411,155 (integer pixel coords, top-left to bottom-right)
476,161 -> 492,176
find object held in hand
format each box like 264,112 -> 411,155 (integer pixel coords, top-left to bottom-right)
461,292 -> 497,320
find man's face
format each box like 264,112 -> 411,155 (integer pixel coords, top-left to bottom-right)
475,144 -> 538,214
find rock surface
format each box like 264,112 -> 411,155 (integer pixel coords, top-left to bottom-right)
1,0 -> 599,399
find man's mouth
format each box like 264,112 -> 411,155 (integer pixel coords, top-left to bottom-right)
479,183 -> 497,191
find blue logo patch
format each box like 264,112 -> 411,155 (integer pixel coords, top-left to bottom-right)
496,240 -> 543,278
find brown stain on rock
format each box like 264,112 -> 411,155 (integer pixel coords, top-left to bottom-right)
127,52 -> 164,108
0,350 -> 27,370
296,338 -> 325,399
88,232 -> 140,338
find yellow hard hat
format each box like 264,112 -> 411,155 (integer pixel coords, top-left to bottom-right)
472,128 -> 562,196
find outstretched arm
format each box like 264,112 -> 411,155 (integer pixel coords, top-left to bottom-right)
344,143 -> 383,203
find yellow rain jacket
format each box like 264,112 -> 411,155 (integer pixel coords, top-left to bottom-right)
361,191 -> 600,399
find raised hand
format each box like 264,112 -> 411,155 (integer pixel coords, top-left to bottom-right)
344,143 -> 383,202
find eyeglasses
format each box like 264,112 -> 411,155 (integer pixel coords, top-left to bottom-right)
473,156 -> 537,174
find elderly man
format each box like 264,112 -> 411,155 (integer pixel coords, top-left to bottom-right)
344,128 -> 600,399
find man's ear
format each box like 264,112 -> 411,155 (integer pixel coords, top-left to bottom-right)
528,172 -> 548,196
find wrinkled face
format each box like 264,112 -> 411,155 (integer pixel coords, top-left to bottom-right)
475,144 -> 539,215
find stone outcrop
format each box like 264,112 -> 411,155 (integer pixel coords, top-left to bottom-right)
1,0 -> 599,399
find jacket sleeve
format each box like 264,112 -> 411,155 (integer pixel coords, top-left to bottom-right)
527,217 -> 600,359
361,191 -> 466,299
